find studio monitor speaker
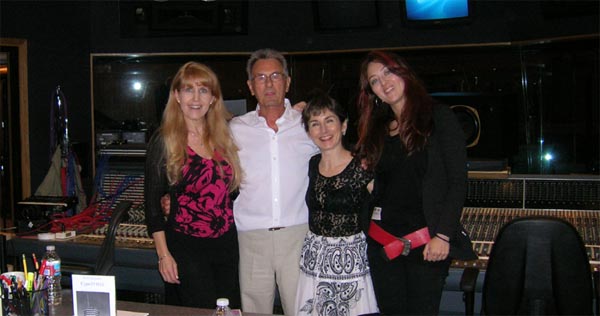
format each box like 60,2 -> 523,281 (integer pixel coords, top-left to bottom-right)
451,104 -> 480,148
433,93 -> 519,160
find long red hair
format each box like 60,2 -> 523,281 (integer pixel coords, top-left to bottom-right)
355,50 -> 434,170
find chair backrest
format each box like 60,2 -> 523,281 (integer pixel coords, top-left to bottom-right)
482,216 -> 593,315
94,200 -> 132,275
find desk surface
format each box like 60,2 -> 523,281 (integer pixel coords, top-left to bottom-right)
50,290 -> 279,316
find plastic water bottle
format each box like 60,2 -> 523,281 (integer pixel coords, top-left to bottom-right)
211,298 -> 234,316
42,245 -> 62,305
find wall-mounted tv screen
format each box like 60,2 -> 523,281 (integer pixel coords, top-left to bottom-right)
402,0 -> 471,27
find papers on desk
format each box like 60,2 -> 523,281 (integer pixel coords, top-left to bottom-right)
72,274 -> 117,316
117,311 -> 149,316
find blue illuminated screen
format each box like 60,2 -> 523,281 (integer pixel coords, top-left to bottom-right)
405,0 -> 469,21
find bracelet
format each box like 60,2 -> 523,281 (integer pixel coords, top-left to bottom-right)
158,254 -> 169,263
436,234 -> 450,243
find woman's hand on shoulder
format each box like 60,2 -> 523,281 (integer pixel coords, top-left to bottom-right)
293,101 -> 307,112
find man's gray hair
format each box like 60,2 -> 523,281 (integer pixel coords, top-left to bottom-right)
246,48 -> 289,80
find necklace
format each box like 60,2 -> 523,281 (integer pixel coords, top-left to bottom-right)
188,131 -> 204,146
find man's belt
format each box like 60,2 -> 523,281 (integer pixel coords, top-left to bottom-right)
368,221 -> 431,260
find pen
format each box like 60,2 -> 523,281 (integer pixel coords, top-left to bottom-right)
34,273 -> 43,291
39,259 -> 46,276
22,254 -> 28,277
0,274 -> 11,286
26,272 -> 34,292
32,253 -> 39,271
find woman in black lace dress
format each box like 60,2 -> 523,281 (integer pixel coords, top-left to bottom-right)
295,91 -> 379,316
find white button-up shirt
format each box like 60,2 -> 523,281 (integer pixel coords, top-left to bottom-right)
230,99 -> 318,232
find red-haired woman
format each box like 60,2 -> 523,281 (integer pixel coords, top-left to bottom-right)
355,50 -> 475,315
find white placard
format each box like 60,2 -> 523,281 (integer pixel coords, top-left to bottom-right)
72,274 -> 116,316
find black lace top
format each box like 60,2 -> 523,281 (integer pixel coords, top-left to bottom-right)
306,154 -> 374,237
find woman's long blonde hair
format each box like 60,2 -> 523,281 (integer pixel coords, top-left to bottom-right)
160,61 -> 242,191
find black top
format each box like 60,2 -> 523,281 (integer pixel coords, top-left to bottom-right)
374,135 -> 428,237
306,154 -> 374,237
144,133 -> 170,235
370,104 -> 475,259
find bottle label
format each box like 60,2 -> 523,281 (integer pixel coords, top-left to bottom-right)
53,261 -> 61,276
43,261 -> 61,276
43,265 -> 54,277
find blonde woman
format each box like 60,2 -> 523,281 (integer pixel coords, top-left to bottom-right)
144,62 -> 242,308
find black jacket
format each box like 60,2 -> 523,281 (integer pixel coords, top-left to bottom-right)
422,105 -> 475,260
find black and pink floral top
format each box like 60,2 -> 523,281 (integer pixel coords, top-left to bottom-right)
144,133 -> 235,238
171,147 -> 234,237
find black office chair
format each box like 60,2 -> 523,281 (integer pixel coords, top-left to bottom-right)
477,216 -> 595,315
61,200 -> 132,285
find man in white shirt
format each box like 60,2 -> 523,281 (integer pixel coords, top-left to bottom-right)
229,48 -> 318,315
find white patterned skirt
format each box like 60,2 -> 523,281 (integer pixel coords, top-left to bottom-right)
296,231 -> 379,316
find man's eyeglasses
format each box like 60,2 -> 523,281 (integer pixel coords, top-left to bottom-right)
251,72 -> 286,83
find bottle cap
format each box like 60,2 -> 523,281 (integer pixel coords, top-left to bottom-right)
216,298 -> 229,307
46,245 -> 55,251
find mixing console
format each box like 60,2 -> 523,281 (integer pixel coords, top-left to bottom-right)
92,167 -> 600,270
77,223 -> 154,249
72,205 -> 600,268
452,207 -> 600,269
75,200 -> 154,249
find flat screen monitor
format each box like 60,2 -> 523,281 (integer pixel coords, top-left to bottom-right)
402,0 -> 471,27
